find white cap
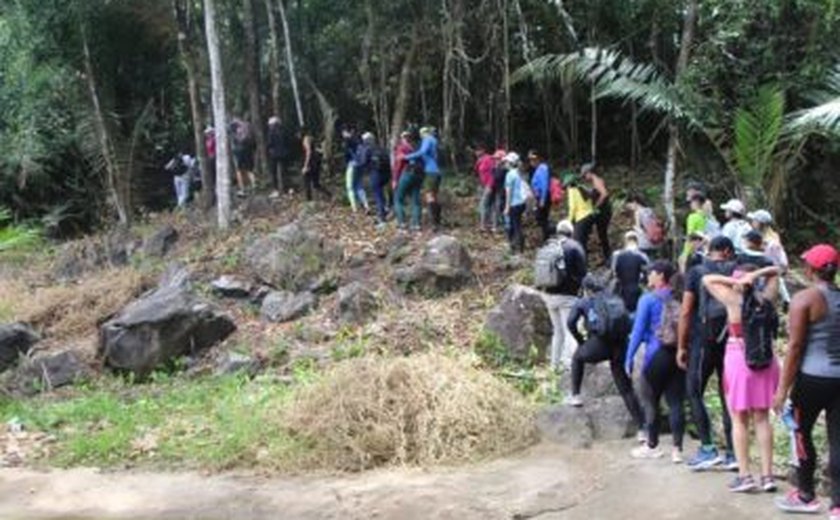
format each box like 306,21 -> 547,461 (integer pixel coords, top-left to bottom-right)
747,209 -> 773,224
504,152 -> 521,165
720,198 -> 746,215
556,220 -> 574,236
361,132 -> 375,142
268,116 -> 280,125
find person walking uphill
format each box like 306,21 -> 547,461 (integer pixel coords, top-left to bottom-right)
393,132 -> 422,230
405,127 -> 442,231
582,163 -> 613,264
611,231 -> 651,314
266,116 -> 289,198
300,128 -> 329,201
774,245 -> 840,517
528,150 -> 552,243
625,260 -> 687,463
503,153 -> 528,254
565,172 -> 596,257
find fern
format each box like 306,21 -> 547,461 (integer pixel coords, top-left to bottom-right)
0,207 -> 40,253
733,86 -> 785,187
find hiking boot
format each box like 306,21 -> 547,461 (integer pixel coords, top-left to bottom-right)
728,475 -> 757,493
565,394 -> 583,407
631,445 -> 664,459
774,489 -> 821,513
720,452 -> 739,472
672,448 -> 684,464
761,476 -> 778,493
687,446 -> 720,471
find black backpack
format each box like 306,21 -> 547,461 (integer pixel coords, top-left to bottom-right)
742,286 -> 778,370
585,293 -> 629,339
699,260 -> 736,343
371,146 -> 391,181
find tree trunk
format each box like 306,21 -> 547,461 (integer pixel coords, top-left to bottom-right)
263,0 -> 282,118
204,0 -> 231,229
243,0 -> 268,181
500,0 -> 511,147
389,28 -> 420,150
277,0 -> 304,127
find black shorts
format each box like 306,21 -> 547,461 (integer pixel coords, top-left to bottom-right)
234,149 -> 255,171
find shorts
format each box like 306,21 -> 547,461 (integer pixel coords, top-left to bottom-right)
423,174 -> 441,193
234,149 -> 254,171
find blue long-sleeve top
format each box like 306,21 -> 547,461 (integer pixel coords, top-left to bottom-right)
625,287 -> 671,373
354,143 -> 373,174
531,162 -> 550,205
405,135 -> 440,175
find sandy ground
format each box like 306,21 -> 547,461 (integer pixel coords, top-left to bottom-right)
0,441 -> 799,520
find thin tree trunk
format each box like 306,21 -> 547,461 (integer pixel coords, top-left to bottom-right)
204,0 -> 231,229
277,0 -> 304,127
243,0 -> 267,180
263,0 -> 282,118
590,86 -> 597,162
389,28 -> 420,150
501,0 -> 511,147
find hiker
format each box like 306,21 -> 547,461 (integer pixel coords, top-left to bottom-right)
405,127 -> 442,230
702,263 -> 782,492
566,275 -> 645,436
564,172 -> 596,258
738,230 -> 775,268
267,116 -> 289,199
677,236 -> 738,471
230,117 -> 256,196
368,136 -> 392,227
490,149 -> 508,232
625,194 -> 663,259
352,131 -> 375,214
394,132 -> 422,231
625,260 -> 686,462
164,152 -> 195,208
683,195 -> 708,258
611,231 -> 651,314
773,245 -> 840,516
748,209 -> 791,306
503,152 -> 528,254
680,231 -> 706,273
475,144 -> 497,232
300,128 -> 329,202
528,150 -> 552,243
342,126 -> 366,212
720,199 -> 751,254
204,126 -> 216,195
685,183 -> 720,237
581,163 -> 612,264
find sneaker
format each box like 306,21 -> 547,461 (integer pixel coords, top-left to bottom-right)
269,190 -> 280,199
761,476 -> 777,493
687,446 -> 721,471
566,394 -> 583,407
672,448 -> 684,464
774,489 -> 821,513
631,445 -> 664,459
829,506 -> 840,520
720,452 -> 739,472
729,475 -> 757,493
236,189 -> 246,198
636,430 -> 647,445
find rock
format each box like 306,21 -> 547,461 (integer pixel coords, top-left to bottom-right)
159,263 -> 193,290
580,363 -> 620,399
394,235 -> 473,294
214,351 -> 261,377
142,224 -> 178,258
586,395 -> 637,440
0,324 -> 39,373
211,275 -> 253,299
243,222 -> 343,291
484,285 -> 552,362
260,291 -> 316,323
10,351 -> 90,395
337,282 -> 379,324
239,195 -> 275,219
536,404 -> 595,449
385,235 -> 412,265
52,229 -> 138,281
99,286 -> 236,378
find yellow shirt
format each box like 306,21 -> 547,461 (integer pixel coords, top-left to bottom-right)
567,187 -> 594,223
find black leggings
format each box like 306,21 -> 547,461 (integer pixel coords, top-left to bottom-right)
594,202 -> 612,261
507,204 -> 526,253
304,166 -> 329,201
571,336 -> 645,430
640,348 -> 686,449
792,373 -> 840,507
686,323 -> 734,452
535,204 -> 551,243
268,156 -> 287,191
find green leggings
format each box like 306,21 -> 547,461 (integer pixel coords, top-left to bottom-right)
394,171 -> 423,226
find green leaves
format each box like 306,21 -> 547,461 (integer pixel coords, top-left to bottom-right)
0,207 -> 41,253
787,65 -> 840,136
733,85 -> 785,186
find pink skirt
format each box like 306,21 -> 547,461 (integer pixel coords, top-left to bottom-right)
723,336 -> 779,413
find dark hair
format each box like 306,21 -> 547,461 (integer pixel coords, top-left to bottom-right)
582,274 -> 607,293
817,264 -> 839,282
650,260 -> 676,283
709,236 -> 735,254
528,149 -> 542,160
626,193 -> 648,207
689,194 -> 707,205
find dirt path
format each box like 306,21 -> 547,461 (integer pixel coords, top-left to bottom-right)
0,442 -> 795,520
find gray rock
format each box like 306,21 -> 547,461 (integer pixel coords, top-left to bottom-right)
337,282 -> 379,324
536,404 -> 594,449
159,263 -> 193,290
580,362 -> 620,399
260,291 -> 316,323
142,224 -> 178,258
484,285 -> 552,363
394,235 -> 473,294
214,351 -> 261,377
239,195 -> 275,219
243,222 -> 343,291
52,229 -> 138,281
211,275 -> 253,299
587,395 -> 637,440
99,286 -> 236,378
11,351 -> 91,394
0,323 -> 39,373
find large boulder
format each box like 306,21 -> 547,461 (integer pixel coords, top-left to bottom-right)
7,351 -> 91,395
394,235 -> 473,294
99,286 -> 236,378
537,396 -> 635,448
337,282 -> 379,324
142,224 -> 178,258
484,285 -> 552,362
243,222 -> 343,291
260,291 -> 316,323
0,323 -> 39,373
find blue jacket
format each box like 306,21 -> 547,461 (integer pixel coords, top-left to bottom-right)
405,135 -> 440,175
625,288 -> 671,373
354,143 -> 373,174
531,163 -> 550,205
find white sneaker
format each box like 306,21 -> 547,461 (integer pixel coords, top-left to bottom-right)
269,190 -> 280,199
631,445 -> 664,459
636,430 -> 647,445
566,394 -> 583,407
672,448 -> 684,464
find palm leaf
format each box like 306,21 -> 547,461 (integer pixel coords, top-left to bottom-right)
733,85 -> 785,186
787,65 -> 840,135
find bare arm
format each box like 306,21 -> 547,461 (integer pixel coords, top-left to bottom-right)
773,290 -> 814,412
593,176 -> 609,207
677,292 -> 695,369
302,136 -> 313,171
702,274 -> 743,318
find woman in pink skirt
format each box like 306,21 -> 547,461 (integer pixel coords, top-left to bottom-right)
703,265 -> 782,493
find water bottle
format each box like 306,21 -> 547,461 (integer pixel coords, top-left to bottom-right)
781,401 -> 798,431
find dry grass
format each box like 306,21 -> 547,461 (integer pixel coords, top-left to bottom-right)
283,352 -> 536,471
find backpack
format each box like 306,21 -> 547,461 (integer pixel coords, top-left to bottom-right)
370,146 -> 391,180
642,210 -> 665,245
699,260 -> 736,343
742,286 -> 779,370
534,239 -> 567,289
549,177 -> 565,206
655,293 -> 681,348
586,293 -> 629,339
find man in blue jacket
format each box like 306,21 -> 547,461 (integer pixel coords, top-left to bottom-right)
405,127 -> 441,230
528,150 -> 551,243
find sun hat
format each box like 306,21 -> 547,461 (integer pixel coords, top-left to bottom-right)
801,244 -> 839,270
747,209 -> 773,225
720,199 -> 746,215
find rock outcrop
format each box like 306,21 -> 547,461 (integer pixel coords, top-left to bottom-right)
395,235 -> 473,294
0,323 -> 39,373
261,291 -> 316,323
484,285 -> 552,362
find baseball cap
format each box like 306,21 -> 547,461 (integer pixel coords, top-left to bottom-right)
720,199 -> 746,215
556,220 -> 574,236
747,209 -> 773,225
504,152 -> 521,165
801,244 -> 839,270
624,230 -> 639,241
361,131 -> 375,142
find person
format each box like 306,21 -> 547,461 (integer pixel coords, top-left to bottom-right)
748,209 -> 792,307
566,275 -> 645,435
368,136 -> 392,227
405,127 -> 442,230
682,194 -> 708,258
738,230 -> 775,268
528,150 -> 552,243
552,220 -> 588,296
625,260 -> 686,462
230,117 -> 256,196
680,231 -> 706,273
164,152 -> 195,208
685,182 -> 720,237
475,145 -> 497,232
204,126 -> 216,197
300,128 -> 329,202
342,126 -> 365,212
625,194 -> 661,258
581,163 -> 612,264
703,264 -> 782,492
490,149 -> 508,232
720,199 -> 751,254
773,245 -> 840,516
503,153 -> 528,254
678,235 -> 738,471
565,172 -> 596,257
611,231 -> 651,314
394,132 -> 422,231
266,116 -> 289,199
545,219 -> 588,369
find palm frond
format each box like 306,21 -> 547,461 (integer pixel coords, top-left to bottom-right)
787,65 -> 840,135
733,85 -> 785,186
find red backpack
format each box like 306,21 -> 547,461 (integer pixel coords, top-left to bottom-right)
549,177 -> 565,206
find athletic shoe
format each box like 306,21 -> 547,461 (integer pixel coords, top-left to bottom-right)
774,489 -> 821,513
761,476 -> 777,492
729,475 -> 757,493
672,448 -> 684,464
828,506 -> 840,520
687,446 -> 720,471
269,190 -> 280,199
636,430 -> 647,445
720,453 -> 739,471
565,394 -> 583,407
631,445 -> 664,459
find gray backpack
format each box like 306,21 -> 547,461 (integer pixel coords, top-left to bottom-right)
534,239 -> 567,289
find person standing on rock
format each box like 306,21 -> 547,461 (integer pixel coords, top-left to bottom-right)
625,260 -> 686,463
581,163 -> 612,265
503,152 -> 528,254
611,231 -> 651,315
405,127 -> 442,231
773,245 -> 840,516
566,275 -> 645,437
